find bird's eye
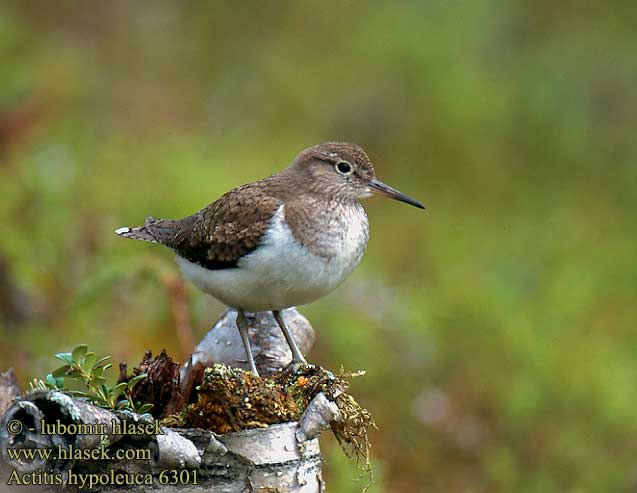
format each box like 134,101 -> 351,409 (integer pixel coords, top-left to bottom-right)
336,161 -> 352,174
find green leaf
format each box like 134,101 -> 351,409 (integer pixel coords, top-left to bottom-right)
136,403 -> 153,414
55,352 -> 74,365
111,382 -> 128,403
68,390 -> 89,398
94,355 -> 111,368
116,400 -> 131,410
66,369 -> 83,379
45,346 -> 133,410
52,365 -> 71,378
83,352 -> 96,373
92,376 -> 107,387
127,374 -> 148,390
83,392 -> 109,407
72,345 -> 88,364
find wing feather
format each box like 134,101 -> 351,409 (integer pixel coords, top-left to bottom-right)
146,184 -> 282,270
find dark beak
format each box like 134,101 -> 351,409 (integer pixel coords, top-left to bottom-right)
368,179 -> 425,209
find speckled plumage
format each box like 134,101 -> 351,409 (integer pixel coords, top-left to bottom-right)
116,142 -> 424,373
117,142 -> 377,271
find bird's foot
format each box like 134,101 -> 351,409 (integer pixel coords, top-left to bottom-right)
247,366 -> 260,378
285,359 -> 313,375
237,357 -> 260,377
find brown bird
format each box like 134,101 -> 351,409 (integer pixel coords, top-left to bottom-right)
116,142 -> 424,375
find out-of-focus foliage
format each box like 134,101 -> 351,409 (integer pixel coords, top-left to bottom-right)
0,2 -> 635,492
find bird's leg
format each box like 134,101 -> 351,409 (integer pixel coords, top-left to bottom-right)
273,310 -> 308,365
236,309 -> 260,377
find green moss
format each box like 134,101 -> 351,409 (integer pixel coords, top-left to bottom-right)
173,364 -> 374,466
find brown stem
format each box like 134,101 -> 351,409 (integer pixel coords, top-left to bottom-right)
164,274 -> 194,357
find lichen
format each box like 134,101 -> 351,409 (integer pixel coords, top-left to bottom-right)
48,391 -> 82,421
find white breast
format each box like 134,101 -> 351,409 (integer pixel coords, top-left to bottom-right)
176,204 -> 369,311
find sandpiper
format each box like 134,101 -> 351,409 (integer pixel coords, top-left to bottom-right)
116,142 -> 424,375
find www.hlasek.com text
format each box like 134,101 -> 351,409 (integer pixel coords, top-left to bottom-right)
6,442 -> 153,462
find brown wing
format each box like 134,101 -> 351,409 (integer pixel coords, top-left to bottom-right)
146,184 -> 283,270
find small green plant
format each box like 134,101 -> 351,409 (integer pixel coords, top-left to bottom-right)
33,344 -> 152,414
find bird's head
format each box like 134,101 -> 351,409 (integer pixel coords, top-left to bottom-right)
290,142 -> 425,209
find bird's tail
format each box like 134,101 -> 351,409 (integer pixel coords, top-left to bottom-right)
114,217 -> 161,243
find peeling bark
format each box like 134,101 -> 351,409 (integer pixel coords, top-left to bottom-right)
0,308 -> 340,492
0,391 -> 331,492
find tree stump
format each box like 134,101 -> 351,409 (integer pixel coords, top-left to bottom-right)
0,308 -> 370,492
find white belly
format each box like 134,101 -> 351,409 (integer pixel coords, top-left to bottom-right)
176,204 -> 368,311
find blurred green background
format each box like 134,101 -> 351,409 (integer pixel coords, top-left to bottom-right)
1,2 -> 636,492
